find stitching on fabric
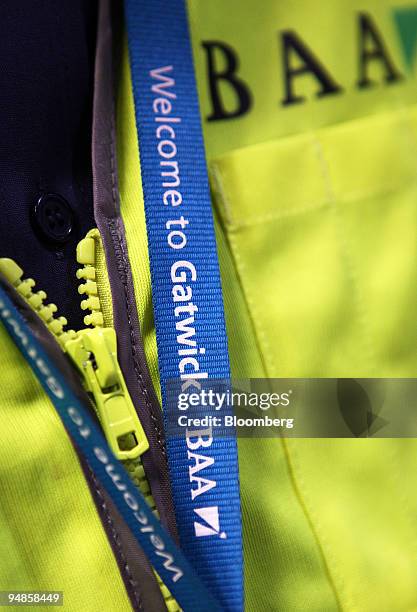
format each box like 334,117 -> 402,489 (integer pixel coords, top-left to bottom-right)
213,136 -> 368,610
214,110 -> 417,610
106,90 -> 167,459
212,178 -> 417,231
227,202 -> 328,230
90,470 -> 143,611
283,440 -> 347,611
228,231 -> 279,374
210,177 -> 344,606
109,101 -> 120,217
275,133 -> 352,607
211,107 -> 417,231
212,167 -> 346,611
210,163 -> 235,226
312,135 -> 377,373
388,111 -> 417,568
107,218 -> 167,458
303,135 -> 377,609
387,442 -> 417,583
212,169 -> 278,376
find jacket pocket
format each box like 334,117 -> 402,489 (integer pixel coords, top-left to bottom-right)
210,106 -> 417,377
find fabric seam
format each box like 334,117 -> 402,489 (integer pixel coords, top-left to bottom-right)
106,88 -> 167,458
214,178 -> 417,231
107,217 -> 167,458
212,165 -> 346,612
90,469 -> 143,611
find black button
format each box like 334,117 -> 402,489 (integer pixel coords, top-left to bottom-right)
32,193 -> 74,245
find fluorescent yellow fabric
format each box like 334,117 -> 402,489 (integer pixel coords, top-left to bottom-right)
211,106 -> 417,610
203,4 -> 417,608
117,0 -> 417,610
211,107 -> 417,378
0,326 -> 131,611
215,211 -> 342,610
1,1 -> 416,610
188,0 -> 417,158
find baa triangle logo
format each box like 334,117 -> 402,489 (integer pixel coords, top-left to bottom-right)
194,506 -> 227,539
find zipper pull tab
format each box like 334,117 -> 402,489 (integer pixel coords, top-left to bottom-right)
65,327 -> 149,461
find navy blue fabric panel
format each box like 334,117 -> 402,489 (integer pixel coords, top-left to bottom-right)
0,1 -> 97,329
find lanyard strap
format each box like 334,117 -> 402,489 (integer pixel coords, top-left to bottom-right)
0,286 -> 221,612
125,1 -> 243,609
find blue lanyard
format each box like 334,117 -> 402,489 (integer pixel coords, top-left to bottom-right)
0,286 -> 221,612
125,1 -> 243,609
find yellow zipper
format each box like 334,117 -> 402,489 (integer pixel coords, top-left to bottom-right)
0,229 -> 180,612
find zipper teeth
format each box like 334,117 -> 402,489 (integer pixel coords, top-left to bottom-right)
124,458 -> 155,510
76,239 -> 181,612
0,259 -> 77,348
0,254 -> 180,611
76,229 -> 105,328
124,457 -> 180,612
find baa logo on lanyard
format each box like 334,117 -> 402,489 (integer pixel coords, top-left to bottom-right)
125,0 -> 244,610
0,283 -> 222,612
